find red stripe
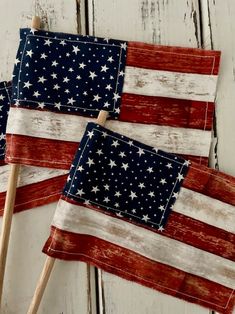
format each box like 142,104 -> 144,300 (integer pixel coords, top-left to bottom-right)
5,134 -> 76,170
5,134 -> 208,169
184,162 -> 235,206
127,42 -> 221,75
119,93 -> 214,130
62,196 -> 235,262
43,228 -> 235,314
0,174 -> 67,215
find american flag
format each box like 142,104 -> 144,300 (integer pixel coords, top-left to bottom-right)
6,28 -> 221,169
0,81 -> 11,163
43,123 -> 235,314
0,81 -> 67,215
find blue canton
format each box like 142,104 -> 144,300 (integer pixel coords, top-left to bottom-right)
64,122 -> 190,231
12,28 -> 127,118
0,82 -> 11,161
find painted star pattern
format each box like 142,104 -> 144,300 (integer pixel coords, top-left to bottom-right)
12,28 -> 127,118
0,81 -> 11,159
64,123 -> 190,230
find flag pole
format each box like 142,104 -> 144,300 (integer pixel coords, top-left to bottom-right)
27,110 -> 109,314
0,16 -> 41,307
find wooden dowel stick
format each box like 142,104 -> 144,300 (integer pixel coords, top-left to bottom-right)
27,110 -> 109,313
27,256 -> 55,314
0,164 -> 20,305
0,16 -> 41,309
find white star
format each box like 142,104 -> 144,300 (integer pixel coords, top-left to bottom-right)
52,60 -> 58,67
68,97 -> 76,105
23,81 -> 32,89
104,196 -> 110,203
114,203 -> 120,208
84,200 -> 90,205
108,159 -> 117,168
53,84 -> 60,90
158,205 -> 165,211
76,188 -> 85,197
129,191 -> 137,200
86,158 -> 95,167
38,76 -> 47,84
15,58 -> 20,66
121,42 -> 127,50
51,73 -> 57,79
119,70 -> 125,76
68,67 -> 74,72
0,133 -> 5,140
72,45 -> 80,55
33,91 -> 41,98
115,108 -> 120,114
113,93 -> 121,101
79,62 -> 86,69
166,163 -> 172,169
26,49 -> 34,58
89,71 -> 97,80
183,160 -> 190,166
83,91 -> 88,96
38,102 -> 45,109
128,140 -> 133,146
101,64 -> 109,72
0,105 -> 3,111
158,226 -> 165,232
104,102 -> 110,108
107,56 -> 114,63
44,39 -> 52,46
132,209 -> 136,214
111,140 -> 119,147
30,28 -> 38,35
160,178 -> 167,185
102,132 -> 108,138
93,94 -> 101,102
96,149 -> 103,156
105,84 -> 112,91
67,176 -> 71,182
121,163 -> 129,171
63,77 -> 70,83
148,191 -> 155,198
119,152 -> 126,158
78,165 -> 84,172
137,148 -> 145,157
147,167 -> 153,173
142,214 -> 150,222
104,184 -> 110,190
40,53 -> 48,59
138,183 -> 145,189
54,102 -> 61,110
91,186 -> 100,193
115,191 -> 122,197
76,75 -> 81,80
173,192 -> 179,199
87,130 -> 94,139
177,173 -> 184,182
60,40 -> 66,46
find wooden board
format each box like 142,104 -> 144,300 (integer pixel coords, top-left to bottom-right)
88,1 -> 212,313
0,0 -> 96,313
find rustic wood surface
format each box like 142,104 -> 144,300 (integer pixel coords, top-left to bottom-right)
0,0 -> 234,313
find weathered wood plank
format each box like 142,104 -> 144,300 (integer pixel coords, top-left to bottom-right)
0,0 -> 96,313
0,203 -> 93,314
89,1 -> 212,313
205,0 -> 235,178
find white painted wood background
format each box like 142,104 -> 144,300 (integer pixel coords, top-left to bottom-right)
0,0 -> 234,313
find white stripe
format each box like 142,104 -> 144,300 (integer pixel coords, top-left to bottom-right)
7,108 -> 211,157
123,66 -> 218,102
52,200 -> 235,289
174,187 -> 235,233
0,164 -> 67,193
